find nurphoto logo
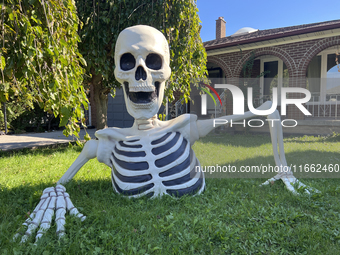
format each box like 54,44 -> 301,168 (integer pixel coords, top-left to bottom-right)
200,83 -> 312,128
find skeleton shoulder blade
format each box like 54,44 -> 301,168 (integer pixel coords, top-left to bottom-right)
169,114 -> 199,144
95,128 -> 126,166
95,128 -> 127,141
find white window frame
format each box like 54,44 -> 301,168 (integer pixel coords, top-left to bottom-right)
259,56 -> 284,105
307,46 -> 340,105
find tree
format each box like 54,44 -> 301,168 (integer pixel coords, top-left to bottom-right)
76,0 -> 208,129
1,0 -> 208,133
0,0 -> 88,138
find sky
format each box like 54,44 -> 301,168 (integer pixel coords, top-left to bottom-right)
196,0 -> 340,43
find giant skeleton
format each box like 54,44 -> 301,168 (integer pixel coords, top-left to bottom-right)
15,25 -> 315,243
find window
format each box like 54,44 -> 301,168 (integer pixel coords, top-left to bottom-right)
306,47 -> 340,104
326,53 -> 340,102
259,56 -> 289,105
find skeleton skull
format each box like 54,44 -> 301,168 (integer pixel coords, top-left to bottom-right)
114,25 -> 171,120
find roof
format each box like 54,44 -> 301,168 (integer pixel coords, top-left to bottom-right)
204,19 -> 340,51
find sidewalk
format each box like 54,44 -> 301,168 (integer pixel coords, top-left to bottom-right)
0,129 -> 97,152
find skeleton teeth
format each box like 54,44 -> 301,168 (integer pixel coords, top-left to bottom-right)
129,82 -> 154,92
130,100 -> 155,109
129,87 -> 154,92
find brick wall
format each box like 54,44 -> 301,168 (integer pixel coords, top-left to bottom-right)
207,35 -> 340,119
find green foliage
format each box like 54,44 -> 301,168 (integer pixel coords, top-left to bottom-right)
0,98 -> 26,131
77,0 -> 208,103
241,51 -> 256,79
11,102 -> 59,133
0,96 -> 60,133
0,0 -> 88,137
158,113 -> 166,121
1,0 -> 208,132
9,103 -> 45,133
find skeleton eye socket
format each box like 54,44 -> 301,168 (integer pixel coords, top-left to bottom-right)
120,53 -> 136,71
146,53 -> 162,70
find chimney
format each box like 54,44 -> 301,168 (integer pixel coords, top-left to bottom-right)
216,17 -> 226,39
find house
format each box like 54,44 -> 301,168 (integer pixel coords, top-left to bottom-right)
202,17 -> 340,135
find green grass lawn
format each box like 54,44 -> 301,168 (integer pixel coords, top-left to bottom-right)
1,133 -> 340,254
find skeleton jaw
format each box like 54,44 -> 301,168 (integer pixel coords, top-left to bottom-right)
124,81 -> 159,104
123,81 -> 163,119
127,80 -> 158,92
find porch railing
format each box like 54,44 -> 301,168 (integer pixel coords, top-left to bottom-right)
306,93 -> 340,119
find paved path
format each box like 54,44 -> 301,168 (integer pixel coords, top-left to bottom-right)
0,129 -> 97,152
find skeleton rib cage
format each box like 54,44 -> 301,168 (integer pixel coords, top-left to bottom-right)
110,131 -> 205,198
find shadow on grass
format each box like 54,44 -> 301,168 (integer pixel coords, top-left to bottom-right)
1,178 -> 206,243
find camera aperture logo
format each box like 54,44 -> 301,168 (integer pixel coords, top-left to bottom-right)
200,84 -> 312,128
198,83 -> 223,114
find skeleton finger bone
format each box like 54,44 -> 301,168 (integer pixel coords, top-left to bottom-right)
64,192 -> 86,221
20,194 -> 50,243
35,191 -> 56,241
13,191 -> 50,242
55,188 -> 67,238
260,172 -> 315,195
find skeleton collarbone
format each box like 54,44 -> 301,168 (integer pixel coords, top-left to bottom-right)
95,114 -> 204,198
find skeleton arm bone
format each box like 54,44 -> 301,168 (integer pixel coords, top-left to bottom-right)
15,140 -> 99,243
195,101 -> 317,194
57,139 -> 98,184
196,101 -> 272,138
261,111 -> 319,194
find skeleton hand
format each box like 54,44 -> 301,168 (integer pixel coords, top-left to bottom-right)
261,111 -> 319,195
14,184 -> 85,243
260,169 -> 319,195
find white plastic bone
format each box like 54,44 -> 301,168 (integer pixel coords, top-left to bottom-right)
57,140 -> 98,184
35,194 -> 56,240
